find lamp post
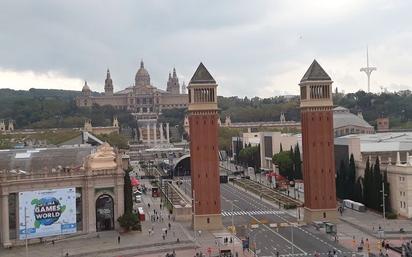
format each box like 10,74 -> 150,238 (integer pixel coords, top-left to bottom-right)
24,207 -> 29,257
225,199 -> 239,255
249,227 -> 264,257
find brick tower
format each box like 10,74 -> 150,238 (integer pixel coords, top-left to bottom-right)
187,63 -> 223,230
299,60 -> 337,223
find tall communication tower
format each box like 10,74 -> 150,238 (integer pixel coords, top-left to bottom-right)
360,47 -> 377,92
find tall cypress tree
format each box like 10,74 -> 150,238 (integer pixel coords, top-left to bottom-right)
369,163 -> 377,209
363,158 -> 371,206
280,143 -> 283,152
373,157 -> 383,211
294,144 -> 302,180
347,154 -> 356,200
337,160 -> 347,199
383,169 -> 391,213
289,146 -> 295,180
124,166 -> 134,214
353,177 -> 363,203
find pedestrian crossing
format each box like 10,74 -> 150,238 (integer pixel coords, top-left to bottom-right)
221,210 -> 285,216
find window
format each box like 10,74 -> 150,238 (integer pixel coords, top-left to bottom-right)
207,218 -> 210,223
323,212 -> 326,218
300,86 -> 307,100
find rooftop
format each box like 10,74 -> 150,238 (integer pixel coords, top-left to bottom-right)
0,145 -> 93,173
300,59 -> 331,83
333,106 -> 373,129
339,132 -> 412,152
189,62 -> 216,84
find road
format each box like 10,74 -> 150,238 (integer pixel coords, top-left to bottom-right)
180,178 -> 352,257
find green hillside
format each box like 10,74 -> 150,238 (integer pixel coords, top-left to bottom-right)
1,88 -> 412,130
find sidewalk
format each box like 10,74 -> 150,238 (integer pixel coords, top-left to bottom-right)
339,208 -> 412,239
0,178 -> 193,257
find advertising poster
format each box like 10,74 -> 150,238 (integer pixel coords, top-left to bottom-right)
19,188 -> 77,240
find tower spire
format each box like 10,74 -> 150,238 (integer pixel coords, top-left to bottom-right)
140,59 -> 144,68
360,46 -> 377,93
107,68 -> 111,79
173,67 -> 177,78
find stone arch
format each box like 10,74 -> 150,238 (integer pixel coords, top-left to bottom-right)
95,193 -> 115,231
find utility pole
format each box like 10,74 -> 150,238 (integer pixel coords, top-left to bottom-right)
192,189 -> 197,242
25,207 -> 29,257
360,46 -> 377,93
291,223 -> 294,255
381,181 -> 387,220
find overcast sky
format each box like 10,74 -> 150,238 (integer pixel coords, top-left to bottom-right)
0,0 -> 411,97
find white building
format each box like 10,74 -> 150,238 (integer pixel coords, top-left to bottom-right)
336,132 -> 412,218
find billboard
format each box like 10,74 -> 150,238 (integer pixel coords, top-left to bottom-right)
19,188 -> 77,240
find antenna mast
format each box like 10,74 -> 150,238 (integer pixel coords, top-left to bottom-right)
360,46 -> 377,93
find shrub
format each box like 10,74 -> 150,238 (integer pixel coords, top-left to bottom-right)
284,204 -> 297,209
386,212 -> 397,219
117,212 -> 139,230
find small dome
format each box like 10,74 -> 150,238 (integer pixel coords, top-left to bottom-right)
82,81 -> 91,92
135,60 -> 150,86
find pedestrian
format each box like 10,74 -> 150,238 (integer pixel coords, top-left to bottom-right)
162,234 -> 166,240
328,251 -> 332,257
118,235 -> 121,244
148,203 -> 151,208
165,229 -> 168,236
160,203 -> 162,209
168,223 -> 171,229
276,251 -> 279,257
52,240 -> 55,246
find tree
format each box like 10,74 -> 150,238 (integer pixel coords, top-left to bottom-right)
346,154 -> 356,200
373,157 -> 383,211
293,144 -> 302,180
353,177 -> 363,203
272,151 -> 293,179
280,143 -> 283,152
233,137 -> 243,164
336,160 -> 347,199
362,157 -> 371,206
124,166 -> 133,214
289,146 -> 295,180
238,145 -> 260,169
383,168 -> 391,213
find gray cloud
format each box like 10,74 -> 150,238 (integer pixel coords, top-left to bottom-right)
0,0 -> 411,96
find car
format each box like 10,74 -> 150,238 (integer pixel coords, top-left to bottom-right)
135,195 -> 142,203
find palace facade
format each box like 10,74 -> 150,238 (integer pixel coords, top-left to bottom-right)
76,61 -> 188,119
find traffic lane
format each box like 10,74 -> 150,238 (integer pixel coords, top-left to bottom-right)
220,184 -> 289,224
221,199 -> 254,229
249,226 -> 306,256
222,183 -> 349,254
222,198 -> 309,255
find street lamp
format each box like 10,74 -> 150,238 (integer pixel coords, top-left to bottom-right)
225,199 -> 239,255
249,226 -> 264,257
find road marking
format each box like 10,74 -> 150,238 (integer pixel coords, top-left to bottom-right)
222,184 -> 343,253
221,209 -> 285,217
222,195 -> 307,256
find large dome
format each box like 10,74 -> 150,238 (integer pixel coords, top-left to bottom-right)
135,60 -> 150,86
82,81 -> 91,92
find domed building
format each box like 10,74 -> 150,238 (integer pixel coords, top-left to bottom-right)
76,60 -> 188,119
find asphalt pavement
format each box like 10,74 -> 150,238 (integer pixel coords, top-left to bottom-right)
180,177 -> 354,257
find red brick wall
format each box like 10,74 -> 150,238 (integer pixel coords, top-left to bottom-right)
301,108 -> 336,209
189,112 -> 221,215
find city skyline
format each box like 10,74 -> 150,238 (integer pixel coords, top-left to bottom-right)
0,1 -> 411,97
